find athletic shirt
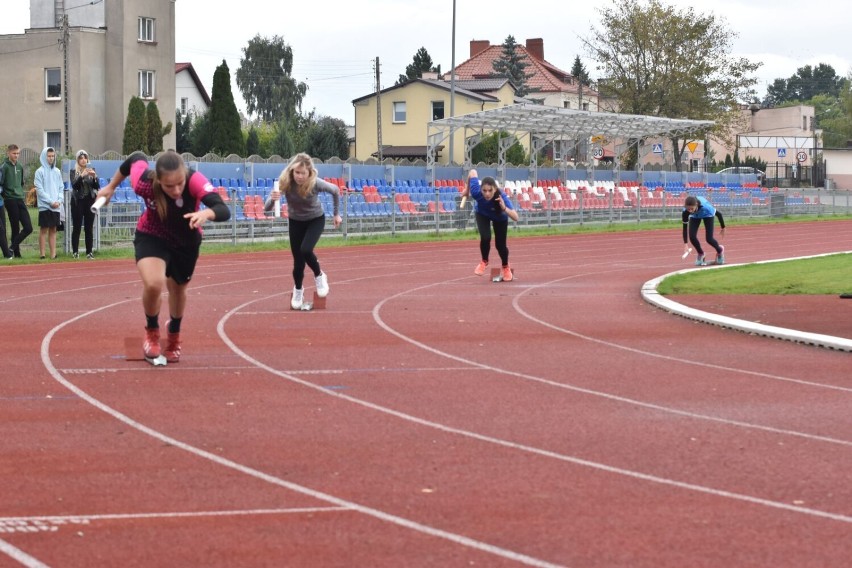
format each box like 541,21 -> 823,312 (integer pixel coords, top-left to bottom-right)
469,176 -> 514,222
129,158 -> 217,248
684,196 -> 716,219
284,177 -> 340,221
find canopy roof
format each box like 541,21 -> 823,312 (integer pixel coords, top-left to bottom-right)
429,103 -> 714,141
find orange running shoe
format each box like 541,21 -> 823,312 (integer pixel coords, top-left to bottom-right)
474,260 -> 488,276
501,265 -> 513,282
164,332 -> 181,363
143,327 -> 161,359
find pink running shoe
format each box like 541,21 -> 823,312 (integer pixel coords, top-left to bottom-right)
164,332 -> 181,363
501,265 -> 514,282
474,260 -> 488,276
143,327 -> 161,359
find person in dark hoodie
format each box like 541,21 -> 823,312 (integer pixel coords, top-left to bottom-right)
34,147 -> 65,259
1,144 -> 33,258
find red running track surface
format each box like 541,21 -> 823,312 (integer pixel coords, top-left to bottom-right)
1,220 -> 851,567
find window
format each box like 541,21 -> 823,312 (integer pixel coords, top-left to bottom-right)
139,70 -> 155,99
581,102 -> 589,111
138,17 -> 155,42
809,116 -> 814,132
45,131 -> 61,150
45,68 -> 61,100
431,101 -> 444,121
393,101 -> 406,123
180,97 -> 189,115
563,101 -> 569,109
803,116 -> 807,131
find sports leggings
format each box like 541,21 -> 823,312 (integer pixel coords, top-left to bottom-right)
475,212 -> 510,266
288,215 -> 325,289
688,216 -> 721,256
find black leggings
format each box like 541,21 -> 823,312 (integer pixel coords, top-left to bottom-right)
688,216 -> 721,256
71,196 -> 96,254
6,199 -> 33,255
288,215 -> 325,289
475,212 -> 510,266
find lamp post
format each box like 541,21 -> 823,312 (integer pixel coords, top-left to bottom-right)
449,0 -> 456,164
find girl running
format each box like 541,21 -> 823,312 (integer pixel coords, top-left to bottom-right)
265,153 -> 341,309
462,169 -> 518,281
683,195 -> 726,266
97,151 -> 231,363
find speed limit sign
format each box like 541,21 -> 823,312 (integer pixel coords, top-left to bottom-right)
796,151 -> 808,163
592,147 -> 604,159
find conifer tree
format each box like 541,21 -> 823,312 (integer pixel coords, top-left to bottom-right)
122,96 -> 148,154
146,101 -> 172,154
492,35 -> 534,96
209,60 -> 246,156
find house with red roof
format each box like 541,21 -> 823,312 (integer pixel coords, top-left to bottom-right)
454,38 -> 599,112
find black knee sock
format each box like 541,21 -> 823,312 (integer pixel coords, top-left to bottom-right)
146,314 -> 159,329
168,317 -> 182,334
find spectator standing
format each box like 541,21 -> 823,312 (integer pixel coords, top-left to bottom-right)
68,149 -> 100,259
0,144 -> 33,258
34,147 -> 64,259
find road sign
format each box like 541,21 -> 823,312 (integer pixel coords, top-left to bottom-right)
686,141 -> 699,153
652,143 -> 663,154
777,148 -> 787,158
592,147 -> 604,159
796,151 -> 808,163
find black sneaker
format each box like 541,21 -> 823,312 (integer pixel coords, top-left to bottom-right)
72,252 -> 79,259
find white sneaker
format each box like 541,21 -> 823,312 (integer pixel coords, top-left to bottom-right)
315,272 -> 329,298
291,287 -> 304,310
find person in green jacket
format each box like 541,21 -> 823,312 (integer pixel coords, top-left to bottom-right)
1,145 -> 33,258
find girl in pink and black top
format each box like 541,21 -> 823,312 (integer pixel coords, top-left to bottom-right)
97,151 -> 231,363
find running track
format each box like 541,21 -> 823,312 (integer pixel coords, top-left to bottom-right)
1,220 -> 850,567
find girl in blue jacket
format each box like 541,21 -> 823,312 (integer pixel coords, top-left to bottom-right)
682,195 -> 725,266
463,169 -> 519,281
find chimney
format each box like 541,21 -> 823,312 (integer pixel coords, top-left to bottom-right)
470,40 -> 490,58
526,38 -> 544,61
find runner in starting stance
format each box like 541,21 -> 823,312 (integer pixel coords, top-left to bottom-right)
97,151 -> 231,363
683,195 -> 725,266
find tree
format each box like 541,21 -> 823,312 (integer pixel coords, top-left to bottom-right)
145,101 -> 172,154
208,60 -> 245,156
122,96 -> 147,154
175,110 -> 192,154
236,34 -> 308,123
764,64 -> 844,106
270,118 -> 296,158
189,113 -> 212,156
471,131 -> 526,165
303,116 -> 349,160
246,126 -> 260,157
570,56 -> 591,87
583,0 -> 760,170
492,35 -> 534,97
396,47 -> 441,86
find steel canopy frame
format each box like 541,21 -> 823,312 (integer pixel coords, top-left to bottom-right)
426,103 -> 714,183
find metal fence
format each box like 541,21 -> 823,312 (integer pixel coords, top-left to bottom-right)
73,184 -> 852,252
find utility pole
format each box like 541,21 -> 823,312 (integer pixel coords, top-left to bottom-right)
59,13 -> 70,155
449,0 -> 456,165
375,57 -> 383,161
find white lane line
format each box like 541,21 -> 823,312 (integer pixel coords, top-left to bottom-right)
0,506 -> 348,527
39,302 -> 567,568
0,539 -> 50,568
218,292 -> 852,525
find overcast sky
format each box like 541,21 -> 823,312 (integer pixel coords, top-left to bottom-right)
3,0 -> 850,124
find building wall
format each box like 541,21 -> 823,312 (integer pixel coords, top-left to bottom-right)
0,0 -> 175,156
354,82 -> 517,164
176,70 -> 209,117
824,149 -> 852,190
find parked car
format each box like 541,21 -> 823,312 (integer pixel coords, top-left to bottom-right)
717,166 -> 765,183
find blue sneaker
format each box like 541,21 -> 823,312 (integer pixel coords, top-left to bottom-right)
695,254 -> 706,266
715,245 -> 725,265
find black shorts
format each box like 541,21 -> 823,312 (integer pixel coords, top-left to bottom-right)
134,231 -> 200,285
38,210 -> 61,228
